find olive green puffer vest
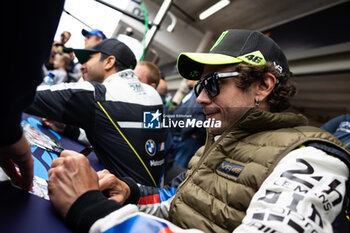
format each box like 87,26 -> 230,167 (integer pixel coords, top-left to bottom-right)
168,108 -> 349,233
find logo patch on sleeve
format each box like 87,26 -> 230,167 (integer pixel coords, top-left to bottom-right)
216,161 -> 244,178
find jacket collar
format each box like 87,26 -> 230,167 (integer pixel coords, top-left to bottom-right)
235,108 -> 308,133
206,108 -> 308,149
103,69 -> 135,83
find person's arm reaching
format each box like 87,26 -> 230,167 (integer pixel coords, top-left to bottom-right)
97,169 -> 133,205
0,134 -> 33,190
97,169 -> 185,219
1,0 -> 64,190
41,118 -> 91,145
48,150 -> 123,233
25,81 -> 97,129
48,151 -> 201,233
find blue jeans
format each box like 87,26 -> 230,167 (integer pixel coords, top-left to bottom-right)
168,137 -> 203,169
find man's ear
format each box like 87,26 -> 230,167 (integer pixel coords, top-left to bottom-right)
150,83 -> 157,89
104,55 -> 116,71
255,72 -> 277,102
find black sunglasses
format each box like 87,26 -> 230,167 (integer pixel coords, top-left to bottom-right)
194,71 -> 240,98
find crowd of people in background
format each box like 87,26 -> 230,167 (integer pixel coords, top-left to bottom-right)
38,27 -> 208,180
42,28 -> 107,85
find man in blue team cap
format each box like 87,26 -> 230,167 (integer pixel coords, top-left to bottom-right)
82,28 -> 107,48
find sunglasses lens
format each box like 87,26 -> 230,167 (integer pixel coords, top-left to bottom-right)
194,74 -> 219,98
205,78 -> 218,97
193,72 -> 239,99
194,82 -> 203,97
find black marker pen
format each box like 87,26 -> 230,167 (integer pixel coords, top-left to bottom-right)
79,146 -> 94,157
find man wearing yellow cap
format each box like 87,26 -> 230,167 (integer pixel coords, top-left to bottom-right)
47,29 -> 350,233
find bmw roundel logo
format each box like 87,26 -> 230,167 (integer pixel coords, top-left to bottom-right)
145,139 -> 156,156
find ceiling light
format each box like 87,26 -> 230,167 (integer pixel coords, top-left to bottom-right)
199,0 -> 230,20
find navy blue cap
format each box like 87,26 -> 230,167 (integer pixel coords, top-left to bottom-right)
74,38 -> 136,69
82,28 -> 107,40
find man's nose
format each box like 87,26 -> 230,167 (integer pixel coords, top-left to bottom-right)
196,88 -> 211,106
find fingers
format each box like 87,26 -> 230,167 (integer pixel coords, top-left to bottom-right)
0,159 -> 22,187
97,169 -> 111,179
51,150 -> 87,168
49,150 -> 89,178
11,139 -> 34,190
108,179 -> 130,205
97,169 -> 118,191
41,119 -> 66,132
0,135 -> 34,190
60,150 -> 84,158
41,119 -> 56,130
97,170 -> 130,205
109,196 -> 125,204
50,150 -> 80,169
41,118 -> 50,125
48,159 -> 98,219
15,151 -> 34,190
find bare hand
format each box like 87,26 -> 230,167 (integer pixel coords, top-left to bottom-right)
41,118 -> 66,133
0,134 -> 33,190
48,150 -> 99,218
97,169 -> 130,205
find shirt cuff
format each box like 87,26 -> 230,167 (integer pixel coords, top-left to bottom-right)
119,177 -> 140,205
65,190 -> 122,233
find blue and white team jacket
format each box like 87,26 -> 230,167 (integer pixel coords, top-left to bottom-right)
65,145 -> 350,233
26,69 -> 165,186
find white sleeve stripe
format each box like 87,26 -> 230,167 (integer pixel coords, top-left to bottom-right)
234,146 -> 349,233
117,121 -> 143,129
37,81 -> 95,92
